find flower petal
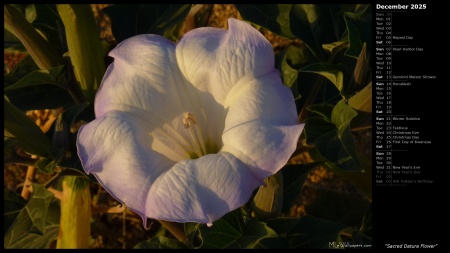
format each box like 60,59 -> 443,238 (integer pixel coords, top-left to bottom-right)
145,152 -> 262,224
176,18 -> 275,105
95,34 -> 223,160
77,111 -> 174,222
221,71 -> 304,178
222,123 -> 304,180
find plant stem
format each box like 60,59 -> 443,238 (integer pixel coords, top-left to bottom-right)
158,220 -> 188,244
20,155 -> 37,199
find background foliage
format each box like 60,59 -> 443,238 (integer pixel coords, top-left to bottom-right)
4,4 -> 372,249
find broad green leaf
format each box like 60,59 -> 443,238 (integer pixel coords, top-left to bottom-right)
266,217 -> 300,235
237,4 -> 358,60
304,100 -> 361,171
4,55 -> 39,86
300,63 -> 344,93
347,42 -> 370,93
307,103 -> 334,122
229,220 -> 280,249
331,99 -> 358,136
4,225 -> 59,249
30,4 -> 65,53
267,216 -> 348,248
322,40 -> 348,55
4,51 -> 73,111
276,44 -> 316,100
5,83 -> 75,111
4,98 -> 52,157
197,209 -> 244,248
184,222 -> 201,247
344,4 -> 372,58
289,4 -> 345,60
60,102 -> 91,127
4,184 -> 58,249
57,157 -> 98,183
271,215 -> 347,249
235,4 -> 296,39
348,81 -> 372,113
250,172 -> 283,221
103,4 -> 191,43
281,162 -> 322,212
198,213 -> 281,249
35,157 -> 56,174
4,65 -> 66,91
4,190 -> 27,235
134,236 -> 188,249
154,4 -> 192,42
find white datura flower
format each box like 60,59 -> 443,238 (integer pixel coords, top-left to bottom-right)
76,18 -> 304,227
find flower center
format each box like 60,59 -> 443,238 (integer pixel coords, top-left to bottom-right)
183,112 -> 207,159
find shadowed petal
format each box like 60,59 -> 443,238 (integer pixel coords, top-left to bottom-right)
77,111 -> 174,221
222,123 -> 304,181
146,152 -> 262,224
221,71 -> 304,179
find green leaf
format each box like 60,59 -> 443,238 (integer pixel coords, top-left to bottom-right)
348,81 -> 372,113
266,217 -> 300,234
230,220 -> 282,249
4,4 -> 64,70
322,40 -> 348,55
4,190 -> 27,235
197,209 -> 244,248
235,4 -> 297,39
4,65 -> 66,91
331,99 -> 358,136
57,4 -> 106,103
30,4 -> 65,53
5,84 -> 75,111
289,5 -> 341,59
300,63 -> 344,93
4,58 -> 74,111
4,98 -> 52,157
307,103 -> 334,122
184,222 -> 201,247
344,4 -> 372,58
276,44 -> 316,100
238,4 -> 359,61
103,4 -> 191,43
57,157 -> 98,183
134,236 -> 188,249
4,184 -> 59,249
4,54 -> 39,85
281,162 -> 322,212
347,42 -> 370,94
250,172 -> 283,221
4,28 -> 25,51
269,215 -> 347,249
310,147 -> 372,200
305,100 -> 361,171
197,209 -> 283,249
35,157 -> 57,174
